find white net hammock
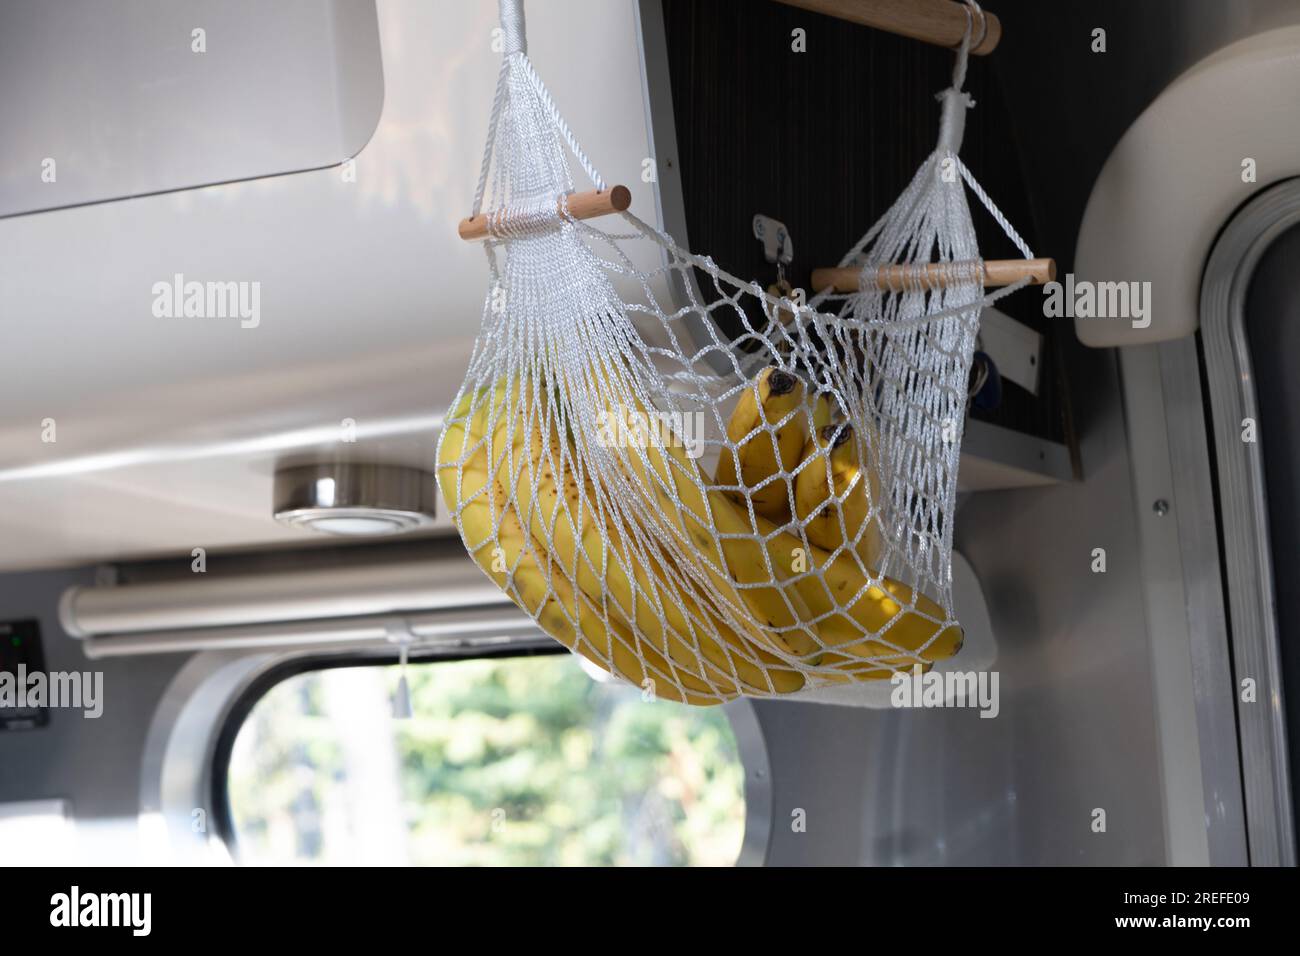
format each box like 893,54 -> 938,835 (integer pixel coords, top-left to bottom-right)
436,0 -> 1036,705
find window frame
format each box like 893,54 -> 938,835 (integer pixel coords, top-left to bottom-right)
208,644 -> 767,866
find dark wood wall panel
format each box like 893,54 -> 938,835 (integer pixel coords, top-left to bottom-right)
658,0 -> 1064,443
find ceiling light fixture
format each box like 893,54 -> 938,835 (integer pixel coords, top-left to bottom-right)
273,463 -> 436,536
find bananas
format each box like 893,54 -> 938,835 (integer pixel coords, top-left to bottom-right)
517,425 -> 806,696
589,364 -> 959,666
437,380 -> 801,704
715,367 -> 808,522
794,420 -> 885,566
435,363 -> 963,705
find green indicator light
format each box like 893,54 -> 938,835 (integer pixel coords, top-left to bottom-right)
10,637 -> 19,647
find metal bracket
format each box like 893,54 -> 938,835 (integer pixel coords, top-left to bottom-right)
752,214 -> 793,266
979,306 -> 1042,396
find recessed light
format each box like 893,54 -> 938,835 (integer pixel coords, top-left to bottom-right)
273,463 -> 436,536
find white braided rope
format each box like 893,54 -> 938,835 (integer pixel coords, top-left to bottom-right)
473,0 -> 604,221
957,156 -> 1034,259
471,58 -> 510,217
519,56 -> 606,193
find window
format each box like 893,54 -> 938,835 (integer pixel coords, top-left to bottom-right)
224,653 -> 746,866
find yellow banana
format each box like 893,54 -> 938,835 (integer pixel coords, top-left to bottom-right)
437,387 -> 728,705
749,511 -> 961,666
508,410 -> 806,695
439,378 -> 803,699
590,368 -> 823,662
589,363 -> 959,670
811,392 -> 836,432
500,476 -> 724,704
794,422 -> 885,566
715,367 -> 808,523
440,367 -> 961,696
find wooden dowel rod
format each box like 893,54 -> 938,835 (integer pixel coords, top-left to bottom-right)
775,0 -> 1001,55
458,186 -> 632,241
811,258 -> 1056,293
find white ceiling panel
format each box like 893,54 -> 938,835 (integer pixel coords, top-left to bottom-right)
0,0 -> 658,571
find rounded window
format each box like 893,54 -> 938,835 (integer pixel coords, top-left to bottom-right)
223,652 -> 746,866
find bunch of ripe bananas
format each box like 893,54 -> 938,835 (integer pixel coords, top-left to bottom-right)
436,365 -> 962,706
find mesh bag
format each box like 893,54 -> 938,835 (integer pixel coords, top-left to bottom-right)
436,0 -> 1035,705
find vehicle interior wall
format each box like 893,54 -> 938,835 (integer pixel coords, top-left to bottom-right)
0,566 -> 192,863
750,344 -> 1165,865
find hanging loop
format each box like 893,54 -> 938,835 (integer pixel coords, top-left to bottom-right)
935,0 -> 983,153
949,0 -> 984,91
961,2 -> 988,57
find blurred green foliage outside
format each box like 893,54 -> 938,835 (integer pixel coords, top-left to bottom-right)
228,653 -> 746,866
